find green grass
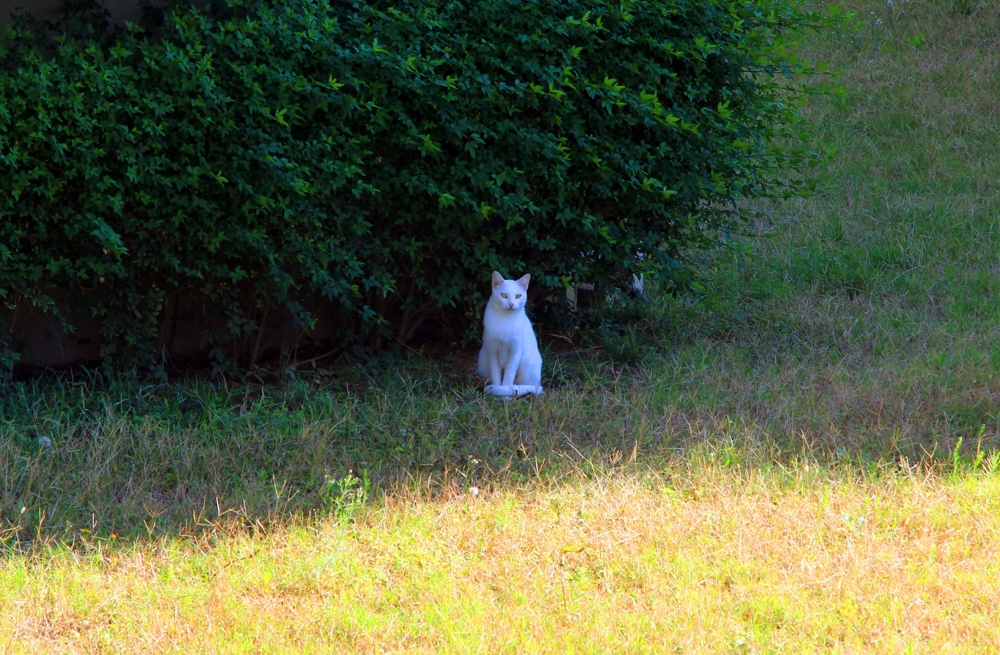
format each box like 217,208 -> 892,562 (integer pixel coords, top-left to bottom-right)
3,0 -> 1000,650
654,0 -> 1000,452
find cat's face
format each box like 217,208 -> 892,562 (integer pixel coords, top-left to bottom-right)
490,271 -> 530,312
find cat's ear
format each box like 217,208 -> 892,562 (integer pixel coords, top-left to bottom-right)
491,271 -> 505,289
515,274 -> 530,291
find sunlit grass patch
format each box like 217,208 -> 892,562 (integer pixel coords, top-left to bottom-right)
3,464 -> 1000,653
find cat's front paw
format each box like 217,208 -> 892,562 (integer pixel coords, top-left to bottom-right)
484,384 -> 516,397
512,385 -> 544,397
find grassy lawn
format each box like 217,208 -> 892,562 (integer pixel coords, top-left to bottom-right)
3,0 -> 1000,651
5,468 -> 1000,652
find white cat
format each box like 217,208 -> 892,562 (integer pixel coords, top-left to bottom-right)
477,271 -> 544,397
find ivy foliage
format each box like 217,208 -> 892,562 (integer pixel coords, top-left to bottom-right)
0,0 -> 835,367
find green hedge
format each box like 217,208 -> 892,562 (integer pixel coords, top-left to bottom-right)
0,0 -> 830,368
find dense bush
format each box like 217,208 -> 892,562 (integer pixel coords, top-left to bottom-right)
0,0 -> 830,368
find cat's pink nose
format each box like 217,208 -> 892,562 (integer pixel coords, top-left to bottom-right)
508,303 -> 514,309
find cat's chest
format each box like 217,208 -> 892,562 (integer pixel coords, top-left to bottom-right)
484,313 -> 528,343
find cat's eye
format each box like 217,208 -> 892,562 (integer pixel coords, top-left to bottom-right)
500,293 -> 508,298
516,294 -> 522,299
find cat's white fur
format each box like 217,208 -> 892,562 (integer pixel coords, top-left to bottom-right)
477,271 -> 543,397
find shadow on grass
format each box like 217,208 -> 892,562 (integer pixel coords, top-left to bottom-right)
3,327 -> 1000,553
0,358 -> 666,549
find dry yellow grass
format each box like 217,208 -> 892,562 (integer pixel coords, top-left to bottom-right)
3,464 -> 999,653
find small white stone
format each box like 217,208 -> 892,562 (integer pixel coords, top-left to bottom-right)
37,436 -> 52,449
